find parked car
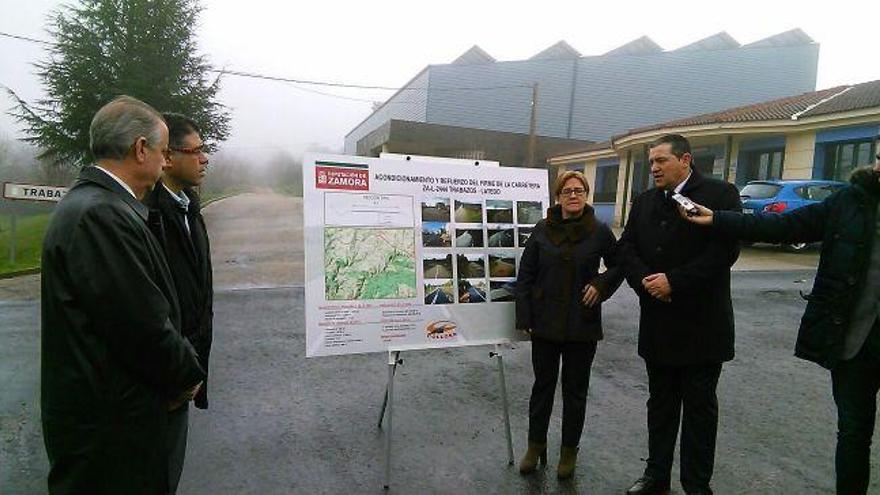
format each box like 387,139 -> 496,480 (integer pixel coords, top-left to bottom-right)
738,179 -> 848,251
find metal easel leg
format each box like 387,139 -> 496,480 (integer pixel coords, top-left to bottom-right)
383,350 -> 400,490
491,344 -> 515,465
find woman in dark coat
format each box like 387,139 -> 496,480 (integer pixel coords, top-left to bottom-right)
515,170 -> 624,479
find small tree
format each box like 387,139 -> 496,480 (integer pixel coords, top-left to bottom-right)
9,0 -> 230,167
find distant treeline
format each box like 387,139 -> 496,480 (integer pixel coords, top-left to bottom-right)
0,137 -> 324,199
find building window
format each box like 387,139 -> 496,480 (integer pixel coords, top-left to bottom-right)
593,165 -> 619,203
630,150 -> 651,198
693,151 -> 718,178
823,140 -> 875,181
742,149 -> 784,182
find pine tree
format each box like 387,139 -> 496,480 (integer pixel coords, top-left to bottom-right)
9,0 -> 230,167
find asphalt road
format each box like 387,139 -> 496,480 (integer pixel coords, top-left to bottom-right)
2,192 -> 877,494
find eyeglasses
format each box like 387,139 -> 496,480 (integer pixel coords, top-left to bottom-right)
560,188 -> 586,196
170,144 -> 206,155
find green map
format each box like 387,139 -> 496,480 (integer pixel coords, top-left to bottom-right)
324,228 -> 417,300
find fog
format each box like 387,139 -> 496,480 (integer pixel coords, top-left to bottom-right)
1,0 -> 879,167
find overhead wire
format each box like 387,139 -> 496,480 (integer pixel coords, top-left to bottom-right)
0,31 -> 532,104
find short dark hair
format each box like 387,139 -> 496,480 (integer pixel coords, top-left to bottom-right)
649,134 -> 691,159
162,112 -> 201,149
554,170 -> 590,197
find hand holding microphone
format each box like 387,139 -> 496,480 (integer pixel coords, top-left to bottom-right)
673,194 -> 714,225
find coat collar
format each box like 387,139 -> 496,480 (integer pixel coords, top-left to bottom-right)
146,181 -> 202,215
654,168 -> 704,199
544,203 -> 596,245
76,166 -> 150,222
145,180 -> 201,266
679,168 -> 704,196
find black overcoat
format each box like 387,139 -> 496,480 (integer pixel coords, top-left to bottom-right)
618,171 -> 742,365
516,204 -> 624,342
145,184 -> 214,408
714,166 -> 880,369
41,166 -> 205,494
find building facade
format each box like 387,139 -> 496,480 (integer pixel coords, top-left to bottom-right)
548,80 -> 880,226
346,30 -> 820,164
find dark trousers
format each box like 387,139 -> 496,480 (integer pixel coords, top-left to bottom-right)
644,361 -> 722,493
832,325 -> 880,495
528,337 -> 597,447
165,404 -> 189,494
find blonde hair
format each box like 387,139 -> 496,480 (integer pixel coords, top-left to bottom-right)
554,170 -> 590,198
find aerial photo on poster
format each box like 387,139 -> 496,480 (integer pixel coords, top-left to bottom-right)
324,227 -> 417,300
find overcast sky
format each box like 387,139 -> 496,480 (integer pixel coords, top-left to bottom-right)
1,0 -> 878,159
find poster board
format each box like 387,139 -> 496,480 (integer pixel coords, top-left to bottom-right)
303,153 -> 549,357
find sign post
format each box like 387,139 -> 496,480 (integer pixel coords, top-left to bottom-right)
3,182 -> 68,202
8,212 -> 16,265
2,182 -> 68,266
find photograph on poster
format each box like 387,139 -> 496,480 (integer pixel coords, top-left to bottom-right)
489,253 -> 517,278
423,252 -> 453,279
454,200 -> 483,223
486,200 -> 513,223
422,222 -> 451,247
457,279 -> 488,303
457,253 -> 486,278
324,227 -> 416,300
517,201 -> 543,225
421,197 -> 450,222
487,228 -> 515,247
489,280 -> 516,302
424,280 -> 456,305
455,228 -> 484,248
518,227 -> 534,247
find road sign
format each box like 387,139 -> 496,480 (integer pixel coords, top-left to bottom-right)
3,182 -> 68,202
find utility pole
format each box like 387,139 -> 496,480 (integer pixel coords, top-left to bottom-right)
527,83 -> 538,168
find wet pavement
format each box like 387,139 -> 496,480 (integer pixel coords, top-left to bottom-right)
2,192 -> 875,494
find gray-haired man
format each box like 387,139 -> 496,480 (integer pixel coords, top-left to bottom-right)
41,95 -> 204,494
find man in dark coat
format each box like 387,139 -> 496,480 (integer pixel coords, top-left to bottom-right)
618,134 -> 741,495
41,96 -> 205,494
144,112 -> 214,492
681,153 -> 880,495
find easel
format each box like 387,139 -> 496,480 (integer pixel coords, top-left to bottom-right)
376,343 -> 515,490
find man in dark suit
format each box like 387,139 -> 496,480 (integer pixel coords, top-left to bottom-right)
41,96 -> 205,494
145,112 -> 214,493
618,134 -> 741,495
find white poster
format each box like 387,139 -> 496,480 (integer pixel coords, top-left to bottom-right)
303,153 -> 549,357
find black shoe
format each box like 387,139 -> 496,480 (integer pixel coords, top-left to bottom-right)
626,475 -> 671,495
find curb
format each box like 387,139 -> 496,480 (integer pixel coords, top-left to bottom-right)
0,267 -> 41,280
202,192 -> 241,208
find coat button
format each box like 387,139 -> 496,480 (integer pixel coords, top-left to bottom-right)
660,220 -> 668,228
833,316 -> 844,325
847,276 -> 856,286
656,246 -> 663,253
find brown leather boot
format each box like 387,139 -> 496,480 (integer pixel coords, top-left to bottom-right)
518,441 -> 547,474
557,445 -> 579,479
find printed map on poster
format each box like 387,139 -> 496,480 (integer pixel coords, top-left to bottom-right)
323,227 -> 416,301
